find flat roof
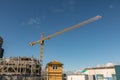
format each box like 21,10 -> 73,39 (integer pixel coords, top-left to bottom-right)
85,66 -> 114,70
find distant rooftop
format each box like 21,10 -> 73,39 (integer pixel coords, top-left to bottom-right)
85,63 -> 120,70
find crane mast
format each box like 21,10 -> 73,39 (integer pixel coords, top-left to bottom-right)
40,33 -> 44,66
29,15 -> 102,67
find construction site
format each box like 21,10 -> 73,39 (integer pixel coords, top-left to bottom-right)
0,16 -> 102,80
0,57 -> 41,80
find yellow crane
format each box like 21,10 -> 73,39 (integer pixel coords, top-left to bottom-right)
29,15 -> 102,66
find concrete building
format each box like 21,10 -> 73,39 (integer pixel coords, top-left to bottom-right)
84,66 -> 116,80
0,57 -> 41,80
67,64 -> 120,80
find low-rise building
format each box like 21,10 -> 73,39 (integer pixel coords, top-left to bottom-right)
67,64 -> 120,80
46,60 -> 63,80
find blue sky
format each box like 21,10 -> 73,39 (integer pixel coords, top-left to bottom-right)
0,0 -> 120,71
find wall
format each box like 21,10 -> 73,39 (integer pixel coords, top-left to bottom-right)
47,65 -> 62,73
85,68 -> 115,77
67,74 -> 87,80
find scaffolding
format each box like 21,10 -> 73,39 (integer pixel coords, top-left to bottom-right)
0,57 -> 41,80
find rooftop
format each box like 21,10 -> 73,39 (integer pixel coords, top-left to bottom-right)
47,60 -> 63,65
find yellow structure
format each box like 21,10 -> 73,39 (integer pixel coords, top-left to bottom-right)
46,60 -> 63,80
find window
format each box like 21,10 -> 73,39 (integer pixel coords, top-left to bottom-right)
53,65 -> 58,70
112,74 -> 116,80
97,74 -> 103,80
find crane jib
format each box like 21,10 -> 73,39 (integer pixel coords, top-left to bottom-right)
44,15 -> 102,40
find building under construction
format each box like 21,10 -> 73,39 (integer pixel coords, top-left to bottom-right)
0,57 -> 41,80
0,57 -> 41,75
